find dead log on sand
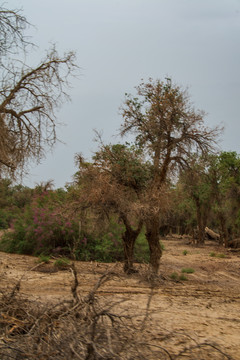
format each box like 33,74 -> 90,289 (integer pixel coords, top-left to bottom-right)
205,227 -> 220,241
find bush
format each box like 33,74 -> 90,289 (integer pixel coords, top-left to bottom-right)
0,224 -> 36,254
70,218 -> 125,263
54,257 -> 70,269
73,233 -> 124,263
179,274 -> 188,281
0,190 -> 80,256
170,272 -> 179,280
134,231 -> 150,263
73,222 -> 151,264
0,188 -> 153,265
0,209 -> 9,229
181,268 -> 195,274
209,252 -> 226,258
216,253 -> 226,258
160,242 -> 165,251
38,254 -> 50,263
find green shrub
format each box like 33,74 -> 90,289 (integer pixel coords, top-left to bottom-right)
38,254 -> 50,263
170,272 -> 178,280
209,252 -> 226,258
182,250 -> 188,256
54,258 -> 70,269
0,209 -> 10,229
181,268 -> 195,274
74,234 -> 123,263
216,253 -> 226,258
0,189 -> 79,256
0,224 -> 36,254
74,222 -> 150,264
170,272 -> 189,281
179,274 -> 188,281
72,218 -> 124,263
134,231 -> 150,263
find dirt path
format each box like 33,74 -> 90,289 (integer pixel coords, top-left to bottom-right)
0,237 -> 240,359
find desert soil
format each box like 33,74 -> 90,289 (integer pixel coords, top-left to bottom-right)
0,235 -> 240,359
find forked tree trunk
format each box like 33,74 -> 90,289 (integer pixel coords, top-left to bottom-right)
121,215 -> 143,274
146,218 -> 162,275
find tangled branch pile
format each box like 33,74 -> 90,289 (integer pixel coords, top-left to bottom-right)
0,266 -> 232,360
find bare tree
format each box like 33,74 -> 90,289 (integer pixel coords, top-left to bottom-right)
120,78 -> 222,274
0,4 -> 31,60
0,5 -> 78,177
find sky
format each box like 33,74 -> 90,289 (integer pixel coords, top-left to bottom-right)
7,0 -> 240,188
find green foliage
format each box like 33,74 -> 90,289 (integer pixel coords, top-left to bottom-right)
0,209 -> 10,229
134,230 -> 150,263
0,225 -> 35,254
73,221 -> 150,264
0,187 -> 152,264
181,268 -> 195,274
179,274 -> 188,281
216,253 -> 226,258
73,233 -> 123,263
170,272 -> 188,281
0,179 -> 32,229
170,272 -> 178,280
93,143 -> 152,191
182,250 -> 188,256
38,254 -> 50,263
209,252 -> 226,258
0,187 -> 79,255
54,258 -> 70,269
73,219 -> 124,262
175,151 -> 240,243
209,152 -> 240,240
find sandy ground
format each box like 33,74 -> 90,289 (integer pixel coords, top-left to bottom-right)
0,236 -> 240,359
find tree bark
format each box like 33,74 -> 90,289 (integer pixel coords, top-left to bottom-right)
146,218 -> 162,274
219,212 -> 229,247
194,197 -> 205,245
121,215 -> 143,274
122,230 -> 137,274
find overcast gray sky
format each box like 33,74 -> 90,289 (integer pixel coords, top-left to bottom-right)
8,0 -> 240,188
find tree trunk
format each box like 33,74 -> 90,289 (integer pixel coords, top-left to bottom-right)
146,218 -> 162,275
121,215 -> 143,274
122,230 -> 137,274
219,213 -> 229,248
195,197 -> 205,245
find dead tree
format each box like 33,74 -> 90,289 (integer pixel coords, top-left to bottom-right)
0,5 -> 78,177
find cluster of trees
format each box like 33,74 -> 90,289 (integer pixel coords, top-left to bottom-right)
1,5 -> 239,276
71,79 -> 222,274
1,148 -> 240,275
175,152 -> 240,247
